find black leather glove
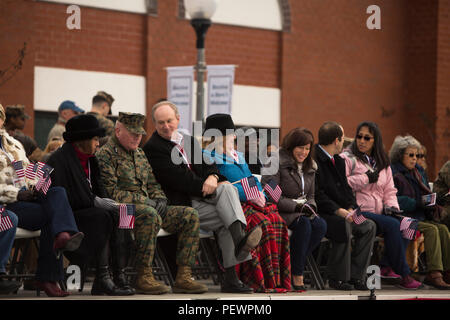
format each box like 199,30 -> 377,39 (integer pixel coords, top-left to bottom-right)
155,198 -> 168,218
17,190 -> 36,202
366,170 -> 379,184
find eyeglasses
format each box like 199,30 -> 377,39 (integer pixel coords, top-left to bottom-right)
356,134 -> 373,141
405,153 -> 419,158
416,154 -> 425,159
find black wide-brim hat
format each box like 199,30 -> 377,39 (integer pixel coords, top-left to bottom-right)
63,114 -> 106,142
203,113 -> 235,137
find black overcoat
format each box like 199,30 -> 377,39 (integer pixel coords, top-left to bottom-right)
314,144 -> 357,242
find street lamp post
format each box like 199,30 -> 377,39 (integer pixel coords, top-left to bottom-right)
184,0 -> 218,123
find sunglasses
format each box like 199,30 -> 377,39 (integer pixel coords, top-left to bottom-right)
356,134 -> 373,141
405,153 -> 419,158
416,154 -> 425,159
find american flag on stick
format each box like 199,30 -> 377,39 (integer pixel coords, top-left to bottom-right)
0,205 -> 14,232
35,164 -> 53,195
241,176 -> 260,201
119,204 -> 135,229
400,217 -> 419,240
352,206 -> 367,225
263,179 -> 282,203
25,162 -> 43,180
12,160 -> 25,178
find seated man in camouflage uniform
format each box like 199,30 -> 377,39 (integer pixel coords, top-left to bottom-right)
87,91 -> 115,147
96,112 -> 208,295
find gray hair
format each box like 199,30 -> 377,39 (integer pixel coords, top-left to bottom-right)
389,135 -> 421,164
151,100 -> 179,123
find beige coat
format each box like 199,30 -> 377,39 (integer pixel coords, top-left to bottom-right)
0,129 -> 34,204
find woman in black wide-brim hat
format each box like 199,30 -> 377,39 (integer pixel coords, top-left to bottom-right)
46,114 -> 134,296
202,113 -> 292,293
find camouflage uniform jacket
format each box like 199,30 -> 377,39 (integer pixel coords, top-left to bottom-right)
96,134 -> 166,205
87,112 -> 115,136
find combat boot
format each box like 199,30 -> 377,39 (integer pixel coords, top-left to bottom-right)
172,266 -> 208,294
135,267 -> 170,295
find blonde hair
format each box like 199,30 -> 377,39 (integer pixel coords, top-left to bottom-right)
44,138 -> 63,153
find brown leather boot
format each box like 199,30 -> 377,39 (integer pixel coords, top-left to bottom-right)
172,266 -> 208,294
424,271 -> 450,290
135,267 -> 170,294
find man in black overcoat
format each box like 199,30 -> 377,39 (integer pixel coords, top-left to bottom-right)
314,121 -> 376,290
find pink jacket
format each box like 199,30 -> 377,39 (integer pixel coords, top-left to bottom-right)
340,151 -> 399,215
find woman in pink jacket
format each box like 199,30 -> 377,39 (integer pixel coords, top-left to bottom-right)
340,121 -> 422,290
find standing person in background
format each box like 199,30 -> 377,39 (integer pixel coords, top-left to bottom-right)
87,91 -> 115,147
340,121 -> 423,289
4,105 -> 44,162
262,127 -> 327,291
47,100 -> 84,143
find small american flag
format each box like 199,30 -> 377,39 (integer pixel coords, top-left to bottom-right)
352,207 -> 367,225
241,176 -> 260,201
263,179 -> 282,203
12,160 -> 25,178
0,206 -> 14,232
25,162 -> 40,180
400,217 -> 419,240
119,204 -> 135,229
35,164 -> 53,195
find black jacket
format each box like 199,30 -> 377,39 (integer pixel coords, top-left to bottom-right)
46,142 -> 107,211
314,144 -> 357,242
143,131 -> 226,206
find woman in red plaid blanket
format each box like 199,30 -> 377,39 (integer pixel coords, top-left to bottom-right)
202,114 -> 291,293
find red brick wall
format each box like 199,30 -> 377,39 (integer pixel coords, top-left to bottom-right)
281,0 -> 410,162
143,0 -> 281,138
435,0 -> 450,176
0,0 -> 35,135
404,0 -> 439,179
0,0 -> 446,178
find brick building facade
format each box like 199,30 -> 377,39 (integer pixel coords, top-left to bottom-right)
0,0 -> 448,179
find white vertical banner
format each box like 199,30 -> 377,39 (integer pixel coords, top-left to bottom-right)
166,66 -> 194,134
207,65 -> 235,116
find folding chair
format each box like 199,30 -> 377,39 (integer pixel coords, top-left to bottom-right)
8,228 -> 41,282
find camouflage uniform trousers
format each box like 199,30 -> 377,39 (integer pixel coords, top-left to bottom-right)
133,204 -> 200,270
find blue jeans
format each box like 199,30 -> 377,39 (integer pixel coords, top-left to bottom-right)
6,187 -> 79,282
0,210 -> 18,273
289,216 -> 327,276
361,211 -> 411,276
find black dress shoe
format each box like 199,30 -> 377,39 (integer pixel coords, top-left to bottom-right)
292,284 -> 307,291
221,279 -> 254,293
235,226 -> 262,261
349,279 -> 369,291
0,277 -> 21,294
328,279 -> 353,291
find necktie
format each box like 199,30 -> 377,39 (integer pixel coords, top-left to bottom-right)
331,157 -> 335,166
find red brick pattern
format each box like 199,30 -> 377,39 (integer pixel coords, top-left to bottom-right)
0,0 -> 447,178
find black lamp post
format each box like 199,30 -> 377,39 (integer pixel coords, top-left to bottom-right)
184,0 -> 217,123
